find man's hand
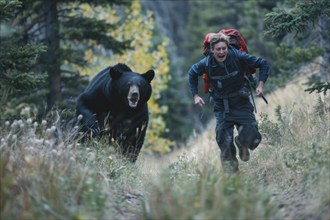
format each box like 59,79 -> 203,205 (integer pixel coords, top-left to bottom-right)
256,81 -> 264,97
194,94 -> 205,107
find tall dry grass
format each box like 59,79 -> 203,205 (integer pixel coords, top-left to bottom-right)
1,98 -> 328,219
1,59 -> 329,219
138,93 -> 329,219
0,118 -> 143,219
138,58 -> 329,219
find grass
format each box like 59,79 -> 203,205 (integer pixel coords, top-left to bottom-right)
1,95 -> 329,219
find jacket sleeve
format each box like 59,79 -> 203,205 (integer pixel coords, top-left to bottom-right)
235,49 -> 270,83
188,58 -> 207,96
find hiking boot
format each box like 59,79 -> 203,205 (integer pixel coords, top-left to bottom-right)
235,136 -> 250,162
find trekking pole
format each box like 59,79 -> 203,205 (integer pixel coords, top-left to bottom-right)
254,87 -> 268,104
249,78 -> 268,104
261,95 -> 268,104
246,75 -> 269,105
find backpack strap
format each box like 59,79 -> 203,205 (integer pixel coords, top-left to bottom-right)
209,71 -> 239,80
229,47 -> 243,72
230,48 -> 258,113
206,54 -> 211,76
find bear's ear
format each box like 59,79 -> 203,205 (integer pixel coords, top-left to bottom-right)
109,67 -> 123,80
142,70 -> 155,83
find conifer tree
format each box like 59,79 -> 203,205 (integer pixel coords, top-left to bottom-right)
0,0 -> 46,120
265,0 -> 330,94
15,0 -> 131,111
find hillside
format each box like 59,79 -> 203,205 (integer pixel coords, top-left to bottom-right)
1,58 -> 329,219
255,57 -> 326,120
137,57 -> 329,219
143,57 -> 326,168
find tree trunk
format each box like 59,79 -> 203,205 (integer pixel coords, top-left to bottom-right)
44,0 -> 61,110
318,15 -> 330,81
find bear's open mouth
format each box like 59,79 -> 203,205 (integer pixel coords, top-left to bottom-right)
128,98 -> 139,108
128,85 -> 140,108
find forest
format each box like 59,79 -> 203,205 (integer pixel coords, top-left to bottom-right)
1,0 -> 329,219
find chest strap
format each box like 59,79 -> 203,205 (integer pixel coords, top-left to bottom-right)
209,71 -> 239,80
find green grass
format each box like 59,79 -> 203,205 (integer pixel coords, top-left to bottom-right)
1,97 -> 329,219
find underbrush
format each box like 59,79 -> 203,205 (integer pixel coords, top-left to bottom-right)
1,96 -> 329,219
0,118 -> 142,219
256,96 -> 330,219
142,153 -> 276,219
141,96 -> 329,219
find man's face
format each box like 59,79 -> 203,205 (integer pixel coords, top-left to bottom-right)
211,41 -> 228,63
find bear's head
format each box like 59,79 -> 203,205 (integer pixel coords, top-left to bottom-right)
109,63 -> 154,109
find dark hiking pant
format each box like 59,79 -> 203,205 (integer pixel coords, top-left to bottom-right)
214,100 -> 261,173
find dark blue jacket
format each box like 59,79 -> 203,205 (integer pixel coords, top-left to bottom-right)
188,47 -> 270,96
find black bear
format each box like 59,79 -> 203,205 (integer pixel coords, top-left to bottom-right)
76,63 -> 154,162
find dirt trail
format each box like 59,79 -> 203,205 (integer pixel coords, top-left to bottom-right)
134,57 -> 328,219
141,57 -> 325,171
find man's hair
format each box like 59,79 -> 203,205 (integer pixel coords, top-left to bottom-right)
210,33 -> 229,49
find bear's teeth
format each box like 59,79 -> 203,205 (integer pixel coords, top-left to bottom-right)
129,100 -> 138,108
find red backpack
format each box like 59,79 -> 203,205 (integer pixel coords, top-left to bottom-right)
202,29 -> 256,93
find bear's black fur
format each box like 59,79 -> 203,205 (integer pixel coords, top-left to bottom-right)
76,63 -> 154,162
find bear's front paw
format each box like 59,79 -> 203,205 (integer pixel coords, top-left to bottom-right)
89,121 -> 101,135
91,126 -> 101,135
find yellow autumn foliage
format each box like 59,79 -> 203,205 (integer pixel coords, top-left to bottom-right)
72,0 -> 173,154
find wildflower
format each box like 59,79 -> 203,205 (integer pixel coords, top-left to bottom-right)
24,154 -> 32,163
5,121 -> 10,126
88,152 -> 96,161
50,126 -> 57,133
33,122 -> 38,128
46,128 -> 51,134
12,135 -> 17,140
27,118 -> 33,124
33,139 -> 43,145
78,114 -> 83,121
67,144 -> 73,149
42,120 -> 47,126
11,121 -> 17,128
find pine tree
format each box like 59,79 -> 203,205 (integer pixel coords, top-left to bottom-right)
265,0 -> 330,94
14,0 -> 131,111
0,0 -> 46,120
